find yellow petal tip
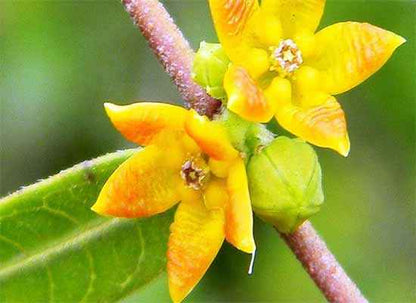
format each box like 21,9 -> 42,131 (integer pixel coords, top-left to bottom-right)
238,239 -> 256,254
336,136 -> 351,157
103,102 -> 119,115
90,201 -> 106,216
169,286 -> 187,303
396,35 -> 407,47
340,149 -> 350,158
389,32 -> 406,50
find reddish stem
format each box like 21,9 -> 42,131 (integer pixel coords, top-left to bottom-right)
121,0 -> 368,302
280,222 -> 367,303
122,0 -> 221,118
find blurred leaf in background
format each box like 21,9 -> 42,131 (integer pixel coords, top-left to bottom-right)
1,0 -> 415,302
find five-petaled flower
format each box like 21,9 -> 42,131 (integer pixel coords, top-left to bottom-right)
92,102 -> 255,303
209,0 -> 405,156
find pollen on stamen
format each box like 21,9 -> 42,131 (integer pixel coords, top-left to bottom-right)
270,39 -> 303,76
180,159 -> 209,190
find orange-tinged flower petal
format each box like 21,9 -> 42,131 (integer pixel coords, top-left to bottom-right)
104,102 -> 188,146
185,109 -> 239,161
310,22 -> 406,95
203,178 -> 229,210
208,0 -> 259,63
177,185 -> 201,207
275,95 -> 350,156
261,0 -> 325,37
224,65 -> 275,123
92,146 -> 184,217
168,198 -> 225,303
208,158 -> 232,178
226,158 -> 255,253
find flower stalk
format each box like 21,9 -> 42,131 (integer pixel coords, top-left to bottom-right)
122,0 -> 221,118
280,222 -> 367,303
121,0 -> 368,302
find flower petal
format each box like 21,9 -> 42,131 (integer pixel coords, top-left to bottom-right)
91,146 -> 183,217
168,198 -> 225,303
208,158 -> 232,178
226,158 -> 255,253
310,22 -> 406,95
185,109 -> 239,161
208,0 -> 259,62
104,102 -> 188,146
261,0 -> 326,36
275,95 -> 350,156
203,178 -> 229,210
224,65 -> 275,123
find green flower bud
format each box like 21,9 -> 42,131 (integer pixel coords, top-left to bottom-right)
192,42 -> 230,99
247,137 -> 324,233
217,110 -> 274,157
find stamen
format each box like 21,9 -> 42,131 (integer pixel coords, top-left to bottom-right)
270,39 -> 303,76
180,159 -> 208,190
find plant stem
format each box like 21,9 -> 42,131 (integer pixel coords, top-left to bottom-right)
122,0 -> 221,118
280,222 -> 367,303
121,0 -> 367,302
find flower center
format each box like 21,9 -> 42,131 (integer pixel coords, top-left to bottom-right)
180,159 -> 209,190
270,39 -> 303,75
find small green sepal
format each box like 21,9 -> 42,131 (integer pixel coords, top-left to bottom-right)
247,137 -> 324,233
216,110 -> 274,158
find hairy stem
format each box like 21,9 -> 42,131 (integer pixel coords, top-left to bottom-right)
122,0 -> 221,118
280,222 -> 367,303
121,0 -> 367,302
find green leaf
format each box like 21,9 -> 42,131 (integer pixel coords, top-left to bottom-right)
0,149 -> 174,302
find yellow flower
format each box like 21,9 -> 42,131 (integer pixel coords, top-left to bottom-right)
91,102 -> 255,303
208,0 -> 405,156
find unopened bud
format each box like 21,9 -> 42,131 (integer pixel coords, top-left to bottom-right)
192,42 -> 230,99
247,137 -> 324,233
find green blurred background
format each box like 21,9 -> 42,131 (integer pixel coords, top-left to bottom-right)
1,0 -> 415,301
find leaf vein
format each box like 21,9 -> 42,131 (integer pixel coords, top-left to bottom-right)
0,218 -> 132,280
